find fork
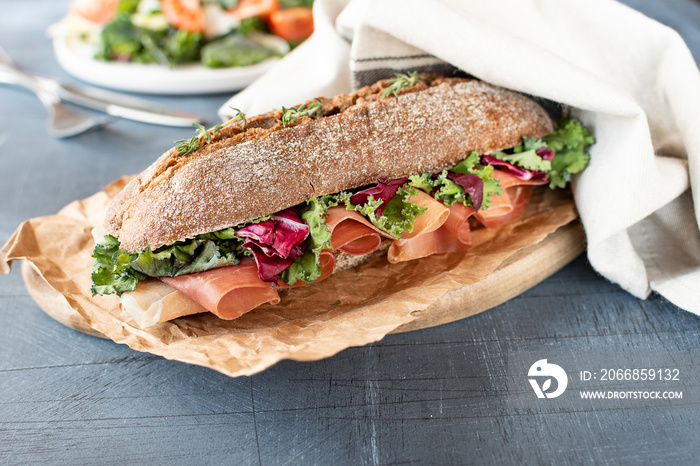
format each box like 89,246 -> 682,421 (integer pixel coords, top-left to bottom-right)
0,46 -> 109,138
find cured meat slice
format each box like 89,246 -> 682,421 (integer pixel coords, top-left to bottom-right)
120,280 -> 208,328
477,184 -> 514,220
388,201 -> 476,263
399,190 -> 450,239
476,185 -> 533,228
161,259 -> 280,320
124,252 -> 337,326
472,169 -> 542,228
492,168 -> 548,189
325,207 -> 391,255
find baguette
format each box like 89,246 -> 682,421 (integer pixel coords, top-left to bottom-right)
105,76 -> 554,253
93,74 -> 594,327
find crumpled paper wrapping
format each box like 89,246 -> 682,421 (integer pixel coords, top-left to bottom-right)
1,178 -> 577,377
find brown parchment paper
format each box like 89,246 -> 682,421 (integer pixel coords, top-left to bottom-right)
0,177 -> 578,377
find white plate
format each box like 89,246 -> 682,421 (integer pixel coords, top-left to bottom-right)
53,34 -> 284,95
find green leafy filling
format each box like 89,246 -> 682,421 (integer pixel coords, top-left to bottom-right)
278,197 -> 333,286
544,118 -> 595,189
491,137 -> 551,172
409,152 -> 502,209
91,232 -> 243,296
95,3 -> 276,68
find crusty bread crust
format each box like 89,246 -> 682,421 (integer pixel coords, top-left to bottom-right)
105,76 -> 554,252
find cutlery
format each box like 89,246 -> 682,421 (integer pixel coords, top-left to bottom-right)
0,46 -> 205,135
0,47 -> 107,138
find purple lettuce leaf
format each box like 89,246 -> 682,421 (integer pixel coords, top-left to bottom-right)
481,155 -> 547,181
350,178 -> 408,215
446,172 -> 484,210
237,208 -> 310,282
244,243 -> 306,282
537,147 -> 555,161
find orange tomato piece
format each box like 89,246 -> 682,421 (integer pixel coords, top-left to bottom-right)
161,0 -> 205,33
268,7 -> 314,43
70,0 -> 120,25
228,0 -> 280,21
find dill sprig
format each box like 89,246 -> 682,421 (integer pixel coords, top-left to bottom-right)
382,71 -> 424,98
175,107 -> 247,156
281,98 -> 323,127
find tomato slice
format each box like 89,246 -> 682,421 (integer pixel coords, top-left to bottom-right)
228,0 -> 280,21
161,0 -> 205,33
69,0 -> 120,25
268,7 -> 314,43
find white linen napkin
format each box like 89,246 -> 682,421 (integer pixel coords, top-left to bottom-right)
220,0 -> 700,315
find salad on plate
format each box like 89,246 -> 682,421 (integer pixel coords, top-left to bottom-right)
51,0 -> 314,69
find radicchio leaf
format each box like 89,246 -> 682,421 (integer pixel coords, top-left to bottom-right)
481,155 -> 547,181
245,242 -> 306,282
446,172 -> 484,211
237,208 -> 310,282
537,147 -> 555,161
349,178 -> 408,215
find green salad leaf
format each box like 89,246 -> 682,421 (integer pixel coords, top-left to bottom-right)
200,35 -> 278,68
544,118 -> 595,188
279,197 -> 333,286
331,187 -> 426,240
91,235 -> 147,296
491,151 -> 550,174
91,232 -> 242,296
409,152 -> 502,210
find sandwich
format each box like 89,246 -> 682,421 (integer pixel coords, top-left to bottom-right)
91,73 -> 594,328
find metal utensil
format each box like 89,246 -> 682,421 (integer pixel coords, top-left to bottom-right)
51,79 -> 206,127
0,46 -> 206,136
0,48 -> 108,138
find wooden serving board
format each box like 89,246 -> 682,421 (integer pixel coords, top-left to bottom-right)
21,221 -> 586,339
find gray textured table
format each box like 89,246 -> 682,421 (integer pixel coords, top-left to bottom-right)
1,1 -> 699,464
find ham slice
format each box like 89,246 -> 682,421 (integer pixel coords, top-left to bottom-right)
120,280 -> 208,328
476,185 -> 533,228
160,259 -> 280,320
388,168 -> 545,262
491,168 -> 548,189
474,169 -> 541,228
398,190 -> 450,239
388,201 -> 476,262
325,207 -> 391,255
124,252 -> 337,327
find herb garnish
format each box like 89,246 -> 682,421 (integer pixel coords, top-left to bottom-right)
175,107 -> 247,156
382,71 -> 424,98
281,98 -> 323,127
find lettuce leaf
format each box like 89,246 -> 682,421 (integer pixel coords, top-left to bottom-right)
350,178 -> 408,216
446,172 -> 484,210
481,154 -> 548,182
409,152 -> 502,210
544,118 -> 594,189
490,136 -> 552,172
91,232 -> 242,296
279,197 -> 334,285
490,148 -> 552,172
481,118 -> 593,189
347,186 -> 426,239
91,235 -> 147,296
